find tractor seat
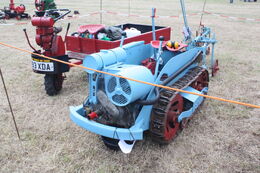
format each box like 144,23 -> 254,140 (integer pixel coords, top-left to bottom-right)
150,40 -> 167,49
77,24 -> 105,34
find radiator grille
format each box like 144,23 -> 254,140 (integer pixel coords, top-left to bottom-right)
112,94 -> 127,105
119,78 -> 131,95
107,77 -> 116,93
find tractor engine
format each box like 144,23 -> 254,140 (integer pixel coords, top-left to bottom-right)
90,89 -> 136,128
83,46 -> 154,128
31,16 -> 65,57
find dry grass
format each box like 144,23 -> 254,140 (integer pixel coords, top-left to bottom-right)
0,0 -> 260,172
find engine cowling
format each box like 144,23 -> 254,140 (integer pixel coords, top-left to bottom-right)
83,48 -> 127,74
105,65 -> 154,106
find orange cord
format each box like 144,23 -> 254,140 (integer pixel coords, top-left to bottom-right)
0,41 -> 259,109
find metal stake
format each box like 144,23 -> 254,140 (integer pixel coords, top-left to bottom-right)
0,67 -> 21,140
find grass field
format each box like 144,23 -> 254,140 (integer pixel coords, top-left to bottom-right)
0,0 -> 260,172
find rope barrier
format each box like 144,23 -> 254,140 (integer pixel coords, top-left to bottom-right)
204,11 -> 260,22
0,11 -> 100,26
0,41 -> 259,109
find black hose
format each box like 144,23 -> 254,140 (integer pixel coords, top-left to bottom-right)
136,50 -> 202,105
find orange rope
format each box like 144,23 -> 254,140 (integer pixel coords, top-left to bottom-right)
0,41 -> 259,109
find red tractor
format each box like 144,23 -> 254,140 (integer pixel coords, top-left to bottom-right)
1,0 -> 30,20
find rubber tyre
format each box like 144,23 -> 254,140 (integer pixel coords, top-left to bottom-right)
44,74 -> 63,96
101,136 -> 120,151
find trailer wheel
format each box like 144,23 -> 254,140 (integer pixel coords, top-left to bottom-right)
44,74 -> 63,96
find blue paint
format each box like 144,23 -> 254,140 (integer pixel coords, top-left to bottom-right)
70,105 -> 144,140
178,87 -> 208,122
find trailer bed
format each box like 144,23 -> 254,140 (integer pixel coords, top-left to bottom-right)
66,23 -> 171,54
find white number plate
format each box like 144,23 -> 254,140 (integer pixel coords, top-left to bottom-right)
32,60 -> 54,72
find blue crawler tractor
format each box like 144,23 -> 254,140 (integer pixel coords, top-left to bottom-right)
70,0 -> 218,153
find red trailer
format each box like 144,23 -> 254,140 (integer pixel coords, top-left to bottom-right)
25,9 -> 171,96
66,23 -> 171,64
